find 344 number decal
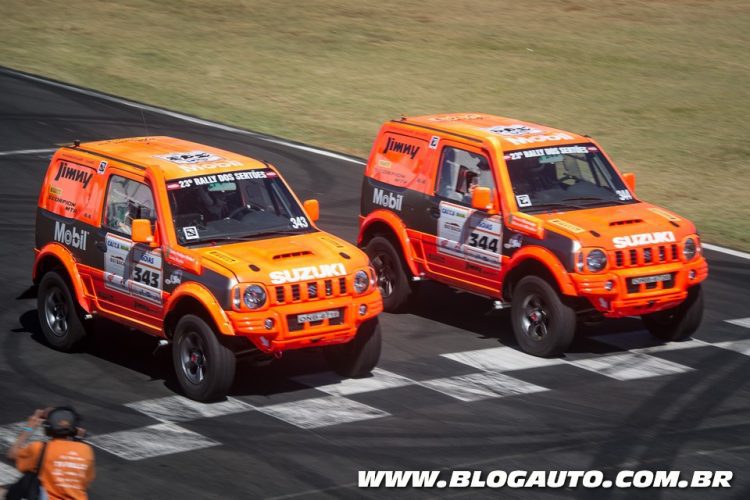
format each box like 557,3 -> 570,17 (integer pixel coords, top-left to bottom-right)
133,266 -> 160,287
468,232 -> 499,253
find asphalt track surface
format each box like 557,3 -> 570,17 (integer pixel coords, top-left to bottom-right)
0,68 -> 749,499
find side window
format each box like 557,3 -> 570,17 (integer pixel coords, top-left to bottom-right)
435,147 -> 496,205
103,175 -> 156,237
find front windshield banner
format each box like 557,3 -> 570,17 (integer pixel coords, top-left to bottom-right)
504,143 -> 635,213
166,168 -> 314,245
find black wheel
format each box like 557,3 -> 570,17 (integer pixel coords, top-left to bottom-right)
510,276 -> 576,357
37,271 -> 87,351
365,236 -> 411,312
642,284 -> 704,341
172,314 -> 236,402
325,317 -> 382,377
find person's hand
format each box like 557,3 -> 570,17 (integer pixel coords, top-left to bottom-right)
25,409 -> 46,430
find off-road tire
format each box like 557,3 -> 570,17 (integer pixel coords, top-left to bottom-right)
510,276 -> 576,357
365,236 -> 411,312
37,271 -> 87,351
642,284 -> 704,342
325,317 -> 382,378
173,314 -> 236,402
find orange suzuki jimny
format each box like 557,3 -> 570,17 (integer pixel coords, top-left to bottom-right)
34,137 -> 382,401
359,113 -> 707,357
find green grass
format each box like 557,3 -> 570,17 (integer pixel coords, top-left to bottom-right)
2,0 -> 749,249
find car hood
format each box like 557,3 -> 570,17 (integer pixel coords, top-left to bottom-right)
534,202 -> 697,249
193,232 -> 368,284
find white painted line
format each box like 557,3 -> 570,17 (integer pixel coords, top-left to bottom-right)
0,68 -> 365,166
126,395 -> 254,423
442,346 -> 566,372
0,461 -> 21,486
711,339 -> 750,356
703,243 -> 750,261
88,422 -> 219,461
420,371 -> 548,402
592,331 -> 707,354
567,352 -> 693,381
291,368 -> 415,396
257,396 -> 389,429
0,148 -> 56,157
725,318 -> 750,329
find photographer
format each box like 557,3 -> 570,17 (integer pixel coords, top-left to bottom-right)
6,407 -> 95,500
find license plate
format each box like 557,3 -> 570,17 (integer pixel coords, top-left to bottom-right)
297,310 -> 340,323
631,274 -> 671,285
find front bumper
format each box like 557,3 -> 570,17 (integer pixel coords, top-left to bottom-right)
225,289 -> 383,353
570,256 -> 708,317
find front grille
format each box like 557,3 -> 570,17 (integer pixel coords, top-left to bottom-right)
271,277 -> 348,305
287,307 -> 346,332
613,244 -> 680,269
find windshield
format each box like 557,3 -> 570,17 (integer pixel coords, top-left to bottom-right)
504,144 -> 636,213
166,168 -> 315,245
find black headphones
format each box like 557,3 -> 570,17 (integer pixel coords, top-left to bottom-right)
43,406 -> 81,438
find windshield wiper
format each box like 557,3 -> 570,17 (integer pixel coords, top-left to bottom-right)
526,201 -> 586,212
182,229 -> 304,246
562,196 -> 630,206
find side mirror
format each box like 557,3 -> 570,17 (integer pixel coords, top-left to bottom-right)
622,172 -> 636,194
132,219 -> 156,246
470,186 -> 494,212
303,199 -> 320,222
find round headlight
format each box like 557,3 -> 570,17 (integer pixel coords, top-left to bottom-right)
586,249 -> 607,272
243,285 -> 267,309
354,270 -> 370,294
683,237 -> 697,260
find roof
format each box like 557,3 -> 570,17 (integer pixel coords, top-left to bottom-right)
400,113 -> 588,150
74,136 -> 268,180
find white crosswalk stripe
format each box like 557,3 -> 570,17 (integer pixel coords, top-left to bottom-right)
256,396 -> 389,429
88,423 -> 220,461
567,352 -> 693,380
725,318 -> 750,329
442,346 -> 566,372
591,331 -> 708,354
419,371 -> 548,402
292,368 -> 414,396
711,339 -> 750,356
126,395 -> 254,423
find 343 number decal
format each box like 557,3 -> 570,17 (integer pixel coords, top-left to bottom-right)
290,216 -> 309,229
468,232 -> 499,253
133,266 -> 160,287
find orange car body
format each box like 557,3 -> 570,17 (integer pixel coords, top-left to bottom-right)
359,113 -> 707,318
34,136 -> 382,354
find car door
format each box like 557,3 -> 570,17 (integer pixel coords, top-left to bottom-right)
422,143 -> 503,293
92,171 -> 164,324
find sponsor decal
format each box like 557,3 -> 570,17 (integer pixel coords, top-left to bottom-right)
504,133 -> 575,146
485,124 -> 541,136
269,263 -> 346,285
165,270 -> 183,286
49,186 -> 63,196
383,137 -> 420,160
54,221 -> 88,250
206,250 -> 238,264
616,189 -> 633,201
548,218 -> 585,234
372,187 -> 404,211
54,162 -> 93,188
165,247 -> 198,268
612,231 -> 676,249
428,114 -> 483,122
169,169 -> 269,189
98,160 -> 107,175
504,233 -> 523,250
49,195 -> 75,212
516,194 -> 532,208
505,145 -> 588,161
508,214 -> 541,235
429,136 -> 440,149
648,207 -> 681,222
156,151 -> 223,164
182,226 -> 199,240
377,159 -> 392,168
